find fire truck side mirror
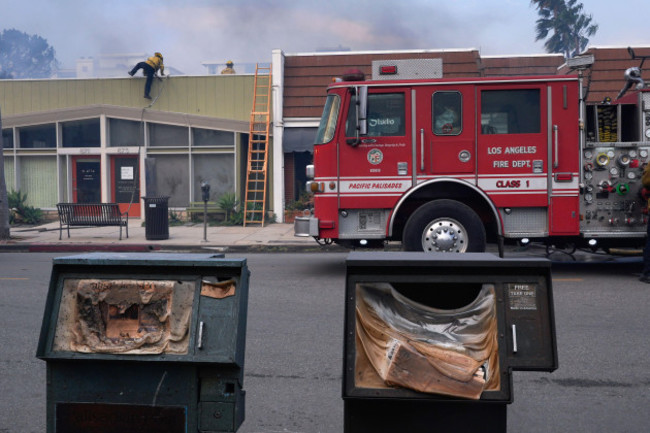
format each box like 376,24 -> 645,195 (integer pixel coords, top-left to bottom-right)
358,85 -> 368,136
348,85 -> 368,146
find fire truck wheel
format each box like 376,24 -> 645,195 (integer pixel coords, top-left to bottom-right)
403,200 -> 486,253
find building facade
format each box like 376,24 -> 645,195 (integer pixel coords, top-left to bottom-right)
1,74 -> 262,218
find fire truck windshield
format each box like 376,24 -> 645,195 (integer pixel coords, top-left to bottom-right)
315,94 -> 340,144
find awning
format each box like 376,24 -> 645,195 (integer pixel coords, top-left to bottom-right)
283,127 -> 316,153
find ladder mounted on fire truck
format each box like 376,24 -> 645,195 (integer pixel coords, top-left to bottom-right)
243,64 -> 272,226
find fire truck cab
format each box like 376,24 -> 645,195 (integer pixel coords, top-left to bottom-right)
295,58 -> 650,254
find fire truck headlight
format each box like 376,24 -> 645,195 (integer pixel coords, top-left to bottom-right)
306,165 -> 315,179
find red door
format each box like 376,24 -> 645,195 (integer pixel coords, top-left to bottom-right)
338,88 -> 413,210
110,156 -> 141,218
416,86 -> 476,176
548,80 -> 580,235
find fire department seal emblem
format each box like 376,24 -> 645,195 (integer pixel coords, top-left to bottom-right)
367,148 -> 383,165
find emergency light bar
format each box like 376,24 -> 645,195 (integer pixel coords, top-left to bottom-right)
371,59 -> 443,80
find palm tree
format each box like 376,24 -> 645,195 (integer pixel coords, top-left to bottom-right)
531,0 -> 598,58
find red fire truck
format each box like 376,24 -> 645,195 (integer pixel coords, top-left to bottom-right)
294,54 -> 650,255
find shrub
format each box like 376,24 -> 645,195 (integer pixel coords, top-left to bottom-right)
217,192 -> 238,222
286,191 -> 313,210
7,190 -> 43,225
168,209 -> 184,226
20,206 -> 43,225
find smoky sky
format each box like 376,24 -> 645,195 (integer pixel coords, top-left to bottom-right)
1,0 -> 648,75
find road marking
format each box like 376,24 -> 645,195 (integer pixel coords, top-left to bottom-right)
0,277 -> 29,280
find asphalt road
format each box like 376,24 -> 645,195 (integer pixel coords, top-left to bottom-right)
0,250 -> 649,432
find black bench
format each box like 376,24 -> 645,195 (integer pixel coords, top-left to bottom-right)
56,203 -> 129,240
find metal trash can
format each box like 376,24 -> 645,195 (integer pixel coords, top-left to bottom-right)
343,252 -> 558,433
37,252 -> 249,433
142,196 -> 169,240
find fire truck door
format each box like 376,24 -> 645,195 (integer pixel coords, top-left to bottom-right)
421,87 -> 475,175
338,89 -> 413,210
477,85 -> 549,210
548,81 -> 580,235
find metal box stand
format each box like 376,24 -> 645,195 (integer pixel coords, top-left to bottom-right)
343,252 -> 558,433
37,253 -> 249,433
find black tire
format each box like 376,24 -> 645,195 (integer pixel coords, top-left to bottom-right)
402,199 -> 486,252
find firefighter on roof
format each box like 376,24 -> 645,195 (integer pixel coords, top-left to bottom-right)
220,60 -> 236,74
128,52 -> 165,100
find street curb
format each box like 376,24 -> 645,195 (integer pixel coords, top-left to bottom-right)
0,242 -> 350,254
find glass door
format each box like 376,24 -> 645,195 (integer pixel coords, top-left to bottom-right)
72,157 -> 101,203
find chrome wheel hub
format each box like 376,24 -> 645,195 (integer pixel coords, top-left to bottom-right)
421,218 -> 468,253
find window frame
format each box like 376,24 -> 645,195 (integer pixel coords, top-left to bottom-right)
432,91 -> 463,136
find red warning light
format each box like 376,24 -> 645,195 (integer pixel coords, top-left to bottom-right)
379,65 -> 398,75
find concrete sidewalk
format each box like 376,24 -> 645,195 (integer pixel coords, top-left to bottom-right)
0,219 -> 345,253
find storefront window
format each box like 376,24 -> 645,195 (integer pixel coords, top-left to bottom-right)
2,129 -> 13,149
3,157 -> 15,191
109,118 -> 144,147
62,119 -> 100,148
19,156 -> 57,207
192,128 -> 234,147
193,154 -> 235,201
148,154 -> 189,206
149,124 -> 189,147
18,124 -> 56,148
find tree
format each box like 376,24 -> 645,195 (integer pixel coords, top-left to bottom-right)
0,28 -> 58,79
531,0 -> 598,58
0,107 -> 9,240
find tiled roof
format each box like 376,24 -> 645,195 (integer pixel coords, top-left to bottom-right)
283,46 -> 650,117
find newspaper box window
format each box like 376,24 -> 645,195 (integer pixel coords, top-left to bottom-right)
37,253 -> 249,433
354,282 -> 500,400
343,252 -> 557,433
53,279 -> 194,355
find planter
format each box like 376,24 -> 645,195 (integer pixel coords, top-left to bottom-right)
284,210 -> 304,223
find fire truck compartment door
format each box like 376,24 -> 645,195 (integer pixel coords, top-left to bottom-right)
338,89 -> 413,209
426,87 -> 475,174
477,85 -> 549,208
548,81 -> 580,235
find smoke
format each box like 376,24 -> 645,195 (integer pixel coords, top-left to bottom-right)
0,0 -> 647,76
